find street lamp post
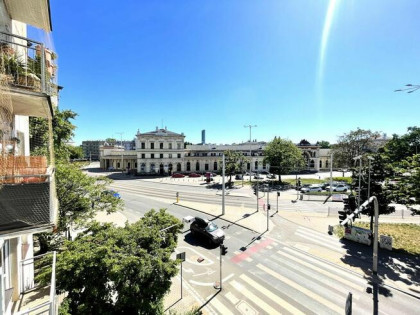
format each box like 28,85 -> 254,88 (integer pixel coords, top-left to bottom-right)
329,152 -> 333,196
222,154 -> 225,215
244,125 -> 257,181
367,156 -> 374,230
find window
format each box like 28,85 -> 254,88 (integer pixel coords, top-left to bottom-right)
141,142 -> 145,149
310,160 -> 315,168
177,163 -> 181,172
169,154 -> 172,158
160,142 -> 163,149
141,163 -> 145,172
135,162 -> 137,168
177,143 -> 181,149
205,164 -> 209,171
214,162 -> 217,170
326,160 -> 329,168
187,162 -> 191,171
169,143 -> 172,149
177,153 -> 181,158
141,154 -> 145,158
151,143 -> 154,149
160,154 -> 163,158
319,160 -> 322,168
196,162 -> 200,171
255,161 -> 258,169
151,154 -> 154,159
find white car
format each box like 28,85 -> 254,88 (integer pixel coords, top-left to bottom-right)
326,184 -> 349,192
300,185 -> 322,193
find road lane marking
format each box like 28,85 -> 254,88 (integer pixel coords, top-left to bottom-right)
230,238 -> 273,264
177,246 -> 214,265
208,298 -> 235,315
256,263 -> 343,313
296,228 -> 343,247
282,247 -> 366,284
275,250 -> 364,294
189,273 -> 234,286
224,292 -> 240,305
230,280 -> 282,315
239,274 -> 304,315
295,232 -> 346,253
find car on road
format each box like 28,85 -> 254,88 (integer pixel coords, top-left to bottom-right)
172,173 -> 185,178
188,173 -> 201,177
235,174 -> 243,180
190,217 -> 225,245
205,172 -> 217,177
254,174 -> 263,179
300,184 -> 322,193
327,184 -> 349,192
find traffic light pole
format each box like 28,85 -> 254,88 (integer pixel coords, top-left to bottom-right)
220,245 -> 222,290
341,196 -> 379,275
222,154 -> 225,215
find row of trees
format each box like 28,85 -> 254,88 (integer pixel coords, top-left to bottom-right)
332,127 -> 419,218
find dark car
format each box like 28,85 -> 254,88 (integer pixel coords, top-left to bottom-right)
188,173 -> 201,177
235,174 -> 243,180
190,217 -> 225,245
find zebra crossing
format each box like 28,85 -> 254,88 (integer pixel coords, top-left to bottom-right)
202,239 -> 412,315
294,226 -> 346,253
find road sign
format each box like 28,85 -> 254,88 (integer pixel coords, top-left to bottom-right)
176,252 -> 186,262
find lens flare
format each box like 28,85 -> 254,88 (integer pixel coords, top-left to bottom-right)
317,0 -> 340,100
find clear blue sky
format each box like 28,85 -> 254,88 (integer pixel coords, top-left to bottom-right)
47,0 -> 420,145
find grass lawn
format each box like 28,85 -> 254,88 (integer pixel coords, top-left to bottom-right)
335,222 -> 420,255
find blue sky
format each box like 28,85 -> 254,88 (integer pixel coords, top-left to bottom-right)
46,0 -> 419,145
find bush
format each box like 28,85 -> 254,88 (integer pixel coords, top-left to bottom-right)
332,177 -> 352,184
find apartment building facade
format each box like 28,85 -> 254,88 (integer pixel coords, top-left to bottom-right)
0,1 -> 59,314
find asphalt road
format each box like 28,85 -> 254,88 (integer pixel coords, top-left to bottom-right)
102,172 -> 419,314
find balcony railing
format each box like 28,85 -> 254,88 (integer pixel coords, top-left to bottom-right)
0,155 -> 56,234
0,31 -> 58,96
14,252 -> 58,315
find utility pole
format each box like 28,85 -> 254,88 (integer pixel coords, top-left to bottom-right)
244,124 -> 257,182
222,154 -> 225,215
329,152 -> 333,196
353,155 -> 363,208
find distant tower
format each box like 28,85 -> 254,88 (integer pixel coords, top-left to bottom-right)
201,130 -> 206,145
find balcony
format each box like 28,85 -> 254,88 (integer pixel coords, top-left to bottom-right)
11,252 -> 58,315
0,31 -> 58,119
0,155 -> 56,235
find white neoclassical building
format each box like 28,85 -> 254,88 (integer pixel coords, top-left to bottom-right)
100,128 -> 332,174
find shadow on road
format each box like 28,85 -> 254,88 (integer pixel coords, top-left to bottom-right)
183,232 -> 220,250
339,237 -> 420,301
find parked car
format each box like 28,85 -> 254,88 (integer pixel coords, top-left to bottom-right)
300,184 -> 322,193
254,174 -> 263,179
172,173 -> 185,178
205,172 -> 217,177
259,170 -> 270,175
267,173 -> 276,179
235,174 -> 243,180
190,217 -> 225,245
108,166 -> 115,171
103,190 -> 121,199
328,184 -> 349,192
188,173 -> 201,177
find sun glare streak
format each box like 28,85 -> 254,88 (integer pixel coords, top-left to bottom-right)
317,0 -> 340,101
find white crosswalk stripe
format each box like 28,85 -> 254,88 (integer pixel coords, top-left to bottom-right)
294,227 -> 346,253
256,263 -> 343,313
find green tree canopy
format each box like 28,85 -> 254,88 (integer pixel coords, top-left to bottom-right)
221,150 -> 248,181
381,126 -> 420,162
263,137 -> 305,182
332,128 -> 381,168
54,209 -> 183,314
316,140 -> 331,149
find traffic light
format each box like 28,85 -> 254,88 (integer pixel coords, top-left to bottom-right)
339,196 -> 350,226
339,195 -> 357,226
267,204 -> 271,210
220,244 -> 228,255
277,192 -> 280,197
